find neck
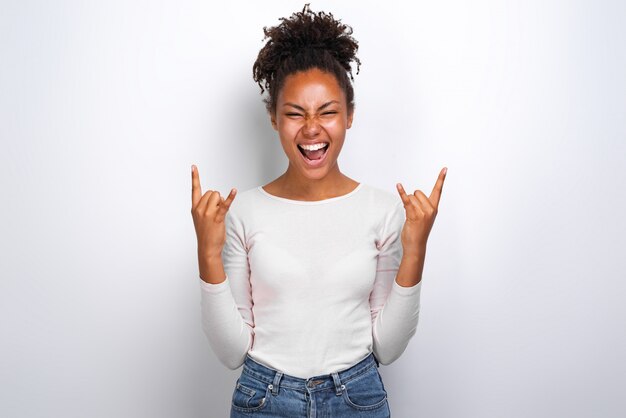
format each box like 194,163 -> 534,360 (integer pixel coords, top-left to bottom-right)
278,162 -> 351,200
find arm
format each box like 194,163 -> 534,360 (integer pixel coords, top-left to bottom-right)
199,208 -> 254,370
369,201 -> 422,365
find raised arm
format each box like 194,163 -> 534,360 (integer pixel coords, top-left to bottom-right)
199,207 -> 254,369
191,164 -> 254,369
370,167 -> 447,364
369,201 -> 422,365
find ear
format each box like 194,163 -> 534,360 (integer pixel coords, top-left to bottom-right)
270,111 -> 278,131
346,108 -> 354,129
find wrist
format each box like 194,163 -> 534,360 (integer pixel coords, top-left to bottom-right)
396,247 -> 427,287
402,246 -> 426,261
197,248 -> 226,284
198,246 -> 223,261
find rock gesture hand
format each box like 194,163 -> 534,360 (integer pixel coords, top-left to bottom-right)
396,167 -> 447,257
191,164 -> 237,259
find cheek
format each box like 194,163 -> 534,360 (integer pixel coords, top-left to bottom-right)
321,118 -> 344,131
278,121 -> 301,136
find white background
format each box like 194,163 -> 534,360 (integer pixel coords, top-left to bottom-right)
1,1 -> 625,417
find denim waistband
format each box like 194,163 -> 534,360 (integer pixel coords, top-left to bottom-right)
241,352 -> 380,395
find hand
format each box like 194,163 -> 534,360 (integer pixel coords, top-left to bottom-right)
191,164 -> 237,258
396,167 -> 447,257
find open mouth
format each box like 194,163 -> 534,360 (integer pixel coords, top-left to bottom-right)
297,143 -> 329,161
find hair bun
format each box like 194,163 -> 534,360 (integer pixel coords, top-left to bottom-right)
254,3 -> 361,93
252,3 -> 361,114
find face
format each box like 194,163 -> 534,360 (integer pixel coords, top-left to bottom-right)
270,67 -> 354,181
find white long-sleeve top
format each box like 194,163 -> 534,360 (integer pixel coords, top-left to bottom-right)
199,182 -> 422,379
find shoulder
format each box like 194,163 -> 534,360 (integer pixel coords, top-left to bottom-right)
224,185 -> 263,221
353,183 -> 404,235
354,184 -> 405,242
357,183 -> 403,213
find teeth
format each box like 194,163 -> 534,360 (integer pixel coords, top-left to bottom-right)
298,142 -> 328,151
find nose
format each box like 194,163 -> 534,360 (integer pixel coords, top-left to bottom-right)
302,115 -> 321,137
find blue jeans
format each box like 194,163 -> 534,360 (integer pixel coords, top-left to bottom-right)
230,352 -> 391,417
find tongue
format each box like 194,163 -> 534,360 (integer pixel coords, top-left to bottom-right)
303,148 -> 326,160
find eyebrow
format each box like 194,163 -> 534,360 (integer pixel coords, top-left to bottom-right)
283,100 -> 340,111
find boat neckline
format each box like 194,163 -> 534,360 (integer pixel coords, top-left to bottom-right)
257,183 -> 364,205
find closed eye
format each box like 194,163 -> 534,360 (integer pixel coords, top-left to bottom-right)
285,111 -> 337,118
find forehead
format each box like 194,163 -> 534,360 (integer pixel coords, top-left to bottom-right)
279,68 -> 345,106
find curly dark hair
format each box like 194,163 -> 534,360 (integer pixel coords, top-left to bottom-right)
252,3 -> 361,116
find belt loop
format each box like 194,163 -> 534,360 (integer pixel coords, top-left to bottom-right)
270,371 -> 283,395
331,372 -> 344,396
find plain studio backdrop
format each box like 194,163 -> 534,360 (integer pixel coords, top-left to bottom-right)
1,0 -> 625,417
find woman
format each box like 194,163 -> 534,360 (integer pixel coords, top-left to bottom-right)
191,4 -> 447,417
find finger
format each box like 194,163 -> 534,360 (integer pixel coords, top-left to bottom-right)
396,183 -> 412,207
429,167 -> 447,208
196,189 -> 213,214
405,194 -> 425,219
413,189 -> 435,214
206,191 -> 222,213
191,165 -> 202,207
215,188 -> 237,223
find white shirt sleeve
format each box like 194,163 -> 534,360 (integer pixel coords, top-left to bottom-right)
199,208 -> 254,370
369,200 -> 422,365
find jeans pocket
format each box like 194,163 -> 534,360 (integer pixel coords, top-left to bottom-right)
341,364 -> 388,411
231,373 -> 271,413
